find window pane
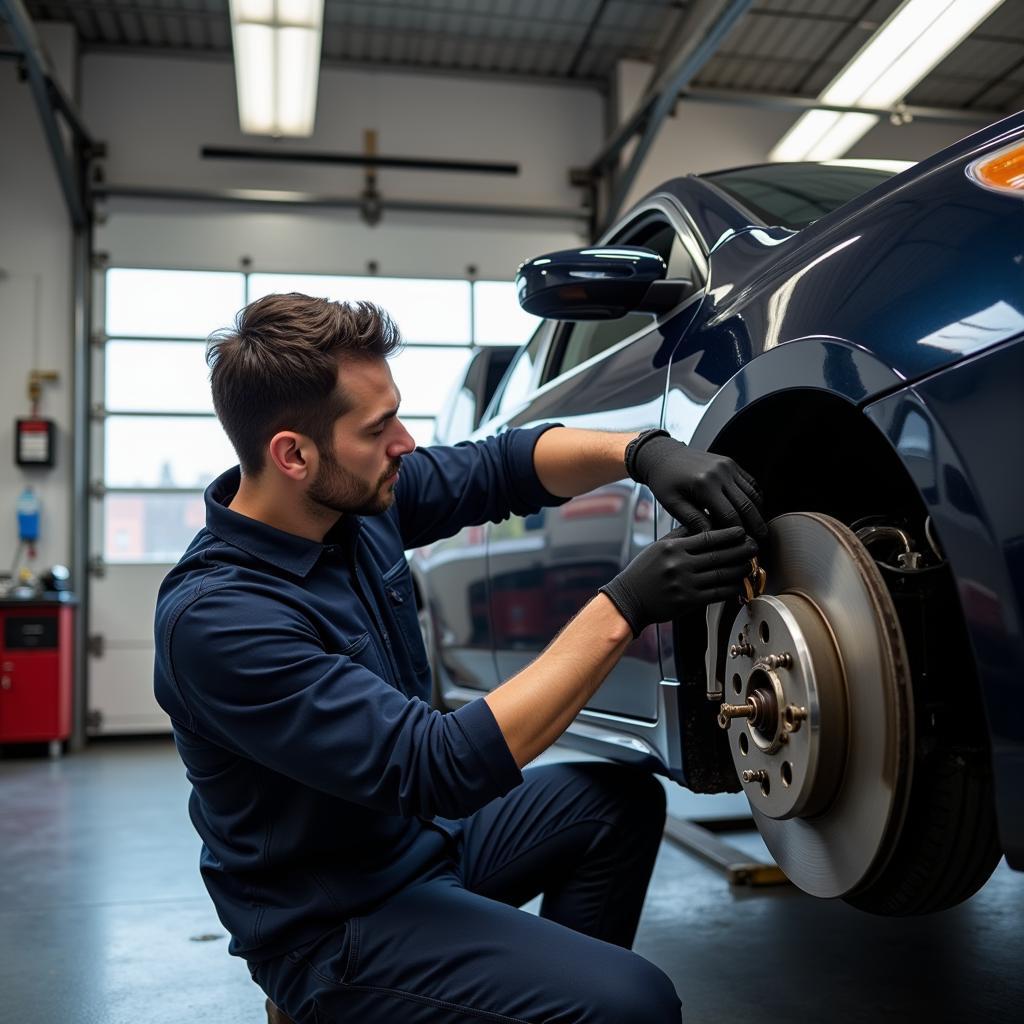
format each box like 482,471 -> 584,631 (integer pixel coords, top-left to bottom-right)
105,416 -> 236,489
106,341 -> 213,413
494,331 -> 544,419
473,281 -> 541,345
248,274 -> 471,343
388,346 -> 472,417
106,269 -> 245,339
636,224 -> 695,282
551,313 -> 653,381
701,163 -> 902,230
104,492 -> 207,563
437,387 -> 477,444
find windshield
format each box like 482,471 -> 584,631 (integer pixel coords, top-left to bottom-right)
701,161 -> 909,230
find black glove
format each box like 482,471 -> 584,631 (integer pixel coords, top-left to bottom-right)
599,526 -> 759,638
626,431 -> 767,541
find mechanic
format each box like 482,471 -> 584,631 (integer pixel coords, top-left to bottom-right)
154,292 -> 766,1024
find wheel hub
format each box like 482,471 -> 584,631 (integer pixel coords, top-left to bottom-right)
716,513 -> 913,898
720,592 -> 848,820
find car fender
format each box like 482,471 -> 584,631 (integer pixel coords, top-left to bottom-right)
864,337 -> 1024,868
673,335 -> 904,454
665,333 -> 1022,863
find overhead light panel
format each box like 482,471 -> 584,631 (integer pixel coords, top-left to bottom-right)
229,0 -> 324,138
770,0 -> 1005,162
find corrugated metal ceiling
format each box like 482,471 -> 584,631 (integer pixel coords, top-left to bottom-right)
12,0 -> 1024,112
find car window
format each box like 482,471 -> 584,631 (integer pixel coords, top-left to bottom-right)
490,328 -> 546,421
480,348 -> 517,423
542,217 -> 694,384
644,222 -> 696,282
701,162 -> 904,229
553,313 -> 654,381
441,386 -> 477,444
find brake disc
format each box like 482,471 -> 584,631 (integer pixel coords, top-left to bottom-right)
718,512 -> 913,898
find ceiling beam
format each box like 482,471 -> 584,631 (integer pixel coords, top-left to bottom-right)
566,0 -> 610,78
94,184 -> 591,223
595,0 -> 754,232
201,145 -> 520,176
682,86 -> 998,124
643,0 -> 721,98
0,0 -> 93,226
792,0 -> 876,94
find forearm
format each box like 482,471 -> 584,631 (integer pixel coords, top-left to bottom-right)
484,593 -> 632,767
533,427 -> 637,498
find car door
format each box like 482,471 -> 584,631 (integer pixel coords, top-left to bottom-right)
486,204 -> 707,720
417,325 -> 553,695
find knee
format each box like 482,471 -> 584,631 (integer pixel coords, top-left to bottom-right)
634,769 -> 668,825
585,952 -> 681,1024
605,765 -> 667,834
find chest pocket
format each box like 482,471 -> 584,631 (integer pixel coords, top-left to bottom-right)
382,558 -> 429,675
339,629 -> 389,681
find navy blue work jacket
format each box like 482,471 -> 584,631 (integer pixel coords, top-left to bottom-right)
154,425 -> 566,961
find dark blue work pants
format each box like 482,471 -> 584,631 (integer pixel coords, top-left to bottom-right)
251,762 -> 682,1023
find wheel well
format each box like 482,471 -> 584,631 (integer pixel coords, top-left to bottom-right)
672,389 -> 969,795
711,390 -> 925,527
709,393 -> 1001,910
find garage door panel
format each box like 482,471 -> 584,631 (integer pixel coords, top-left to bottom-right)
91,564 -> 166,643
88,646 -> 169,735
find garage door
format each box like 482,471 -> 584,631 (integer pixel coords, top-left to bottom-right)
88,266 -> 528,733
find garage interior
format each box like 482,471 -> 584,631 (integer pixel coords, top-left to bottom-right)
2,1 -> 1023,1021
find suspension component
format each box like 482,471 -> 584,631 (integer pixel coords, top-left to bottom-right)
741,557 -> 768,603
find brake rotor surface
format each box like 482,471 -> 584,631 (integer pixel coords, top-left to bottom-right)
724,512 -> 913,898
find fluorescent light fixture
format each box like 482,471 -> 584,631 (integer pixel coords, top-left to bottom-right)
229,0 -> 324,137
770,0 -> 1005,162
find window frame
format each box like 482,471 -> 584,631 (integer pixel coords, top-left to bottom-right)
97,268 -> 534,564
541,210 -> 703,387
480,321 -> 556,428
477,197 -> 709,436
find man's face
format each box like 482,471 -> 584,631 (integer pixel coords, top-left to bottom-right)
305,356 -> 416,517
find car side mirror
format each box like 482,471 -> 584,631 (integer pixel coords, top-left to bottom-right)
515,246 -> 691,321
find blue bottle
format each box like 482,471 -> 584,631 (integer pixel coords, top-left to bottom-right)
17,487 -> 40,543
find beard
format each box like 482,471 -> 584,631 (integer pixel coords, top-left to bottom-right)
306,449 -> 401,517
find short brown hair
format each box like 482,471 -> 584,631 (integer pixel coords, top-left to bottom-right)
207,292 -> 401,475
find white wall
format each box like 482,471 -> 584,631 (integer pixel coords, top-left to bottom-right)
85,53 -> 601,277
0,23 -> 77,571
614,59 -> 977,211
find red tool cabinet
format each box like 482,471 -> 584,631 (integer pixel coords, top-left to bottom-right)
0,599 -> 74,748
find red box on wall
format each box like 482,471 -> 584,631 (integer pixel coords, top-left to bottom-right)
0,601 -> 74,746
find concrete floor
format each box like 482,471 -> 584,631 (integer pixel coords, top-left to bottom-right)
2,738 -> 1022,1023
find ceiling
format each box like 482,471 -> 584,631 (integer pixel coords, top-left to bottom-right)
10,0 -> 1024,113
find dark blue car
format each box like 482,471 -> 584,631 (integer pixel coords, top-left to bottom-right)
411,112 -> 1024,916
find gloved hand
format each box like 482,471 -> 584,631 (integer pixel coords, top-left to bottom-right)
627,432 -> 767,541
599,526 -> 759,638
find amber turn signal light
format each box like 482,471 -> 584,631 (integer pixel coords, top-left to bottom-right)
968,141 -> 1024,194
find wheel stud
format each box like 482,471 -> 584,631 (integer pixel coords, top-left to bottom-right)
782,704 -> 808,732
741,769 -> 768,784
718,702 -> 755,729
765,652 -> 793,670
729,642 -> 754,659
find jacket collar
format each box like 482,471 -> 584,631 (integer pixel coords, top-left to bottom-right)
204,466 -> 361,578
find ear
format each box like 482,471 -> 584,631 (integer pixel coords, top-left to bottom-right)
267,431 -> 316,482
